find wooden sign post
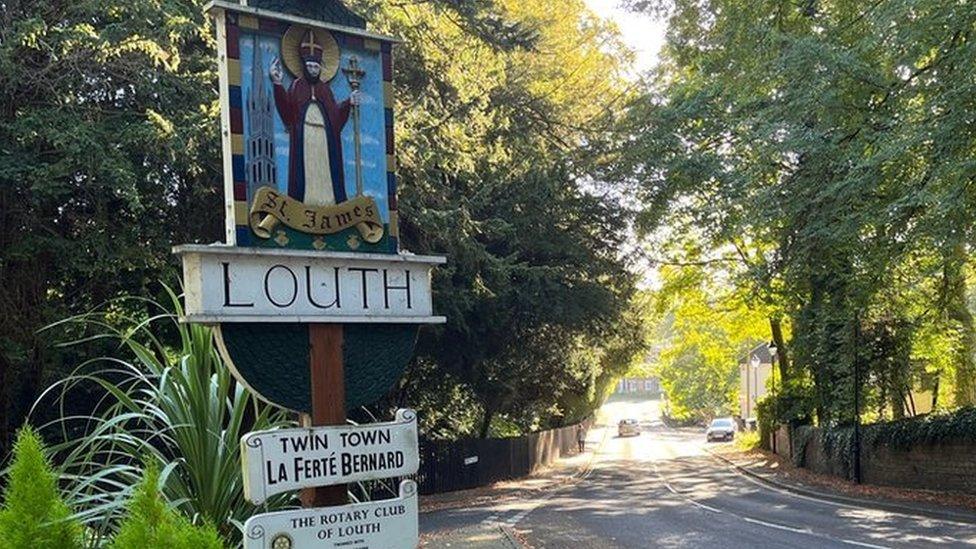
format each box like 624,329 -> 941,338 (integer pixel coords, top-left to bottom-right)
304,323 -> 347,507
176,1 -> 442,546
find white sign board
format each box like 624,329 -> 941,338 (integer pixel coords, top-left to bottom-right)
242,409 -> 420,504
244,480 -> 419,549
174,245 -> 446,324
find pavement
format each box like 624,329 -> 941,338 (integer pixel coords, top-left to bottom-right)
708,446 -> 976,526
420,410 -> 609,547
421,524 -> 522,548
420,395 -> 976,548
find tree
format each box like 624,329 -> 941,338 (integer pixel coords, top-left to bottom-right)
1,0 -> 644,455
110,463 -> 224,549
620,0 -> 976,424
355,0 -> 644,436
650,260 -> 770,421
0,0 -> 222,456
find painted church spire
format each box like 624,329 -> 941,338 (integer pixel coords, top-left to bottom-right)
246,36 -> 277,199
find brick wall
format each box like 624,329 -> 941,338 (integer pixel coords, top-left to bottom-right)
862,443 -> 976,494
788,426 -> 976,495
794,427 -> 851,480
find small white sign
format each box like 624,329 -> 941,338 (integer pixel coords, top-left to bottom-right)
242,410 -> 420,504
243,480 -> 419,549
464,456 -> 479,466
174,245 -> 446,324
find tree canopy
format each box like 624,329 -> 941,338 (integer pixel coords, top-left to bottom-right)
621,0 -> 976,425
0,0 -> 646,456
354,0 -> 645,435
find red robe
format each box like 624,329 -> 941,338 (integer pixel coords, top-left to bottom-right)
272,77 -> 352,203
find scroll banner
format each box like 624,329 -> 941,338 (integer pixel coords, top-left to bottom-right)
250,187 -> 384,243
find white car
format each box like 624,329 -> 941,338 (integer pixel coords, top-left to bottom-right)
618,419 -> 640,437
706,417 -> 736,442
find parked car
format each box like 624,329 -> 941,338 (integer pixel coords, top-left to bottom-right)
706,417 -> 736,442
618,418 -> 641,437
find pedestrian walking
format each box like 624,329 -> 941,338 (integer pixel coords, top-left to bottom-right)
576,424 -> 586,453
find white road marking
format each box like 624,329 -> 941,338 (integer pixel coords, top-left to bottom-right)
841,539 -> 894,549
741,516 -> 814,535
649,423 -> 902,547
652,460 -> 722,513
653,456 -> 894,547
483,421 -> 614,529
466,398 -> 972,548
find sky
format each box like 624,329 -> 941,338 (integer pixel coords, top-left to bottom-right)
583,0 -> 667,74
583,1 -> 668,288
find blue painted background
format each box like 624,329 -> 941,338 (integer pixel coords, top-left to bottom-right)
240,31 -> 390,223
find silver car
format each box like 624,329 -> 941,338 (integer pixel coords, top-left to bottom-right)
618,419 -> 640,437
706,417 -> 736,442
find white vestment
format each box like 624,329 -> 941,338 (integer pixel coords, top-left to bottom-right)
302,104 -> 335,206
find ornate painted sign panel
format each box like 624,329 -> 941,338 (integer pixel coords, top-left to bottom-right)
242,409 -> 419,504
244,480 -> 419,549
208,0 -> 400,254
187,1 -> 442,414
176,246 -> 444,324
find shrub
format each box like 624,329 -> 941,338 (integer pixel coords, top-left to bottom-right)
862,406 -> 976,450
34,286 -> 292,543
0,426 -> 83,549
110,463 -> 224,549
735,430 -> 761,451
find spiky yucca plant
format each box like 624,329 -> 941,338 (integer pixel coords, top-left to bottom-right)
34,286 -> 292,545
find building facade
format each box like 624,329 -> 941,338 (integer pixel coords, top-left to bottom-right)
616,377 -> 661,395
739,343 -> 774,421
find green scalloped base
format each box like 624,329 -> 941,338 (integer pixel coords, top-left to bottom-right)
217,323 -> 418,413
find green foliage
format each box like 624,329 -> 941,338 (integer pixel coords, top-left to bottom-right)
0,0 -> 222,456
819,426 -> 857,481
794,408 -> 976,480
355,0 -> 645,435
110,463 -> 224,549
0,426 -> 82,549
794,423 -> 860,482
651,262 -> 770,421
622,0 -> 976,425
0,0 -> 646,454
34,287 -> 290,544
755,398 -> 776,447
735,430 -> 761,452
791,425 -> 816,468
861,407 -> 976,451
757,380 -> 816,430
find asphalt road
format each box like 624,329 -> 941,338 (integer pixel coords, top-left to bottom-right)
421,396 -> 976,548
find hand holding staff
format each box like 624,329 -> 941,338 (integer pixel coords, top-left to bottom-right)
342,56 -> 367,198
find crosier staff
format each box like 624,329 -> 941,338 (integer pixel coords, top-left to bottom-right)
342,56 -> 366,197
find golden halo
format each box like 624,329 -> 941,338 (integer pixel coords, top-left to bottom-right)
281,25 -> 340,82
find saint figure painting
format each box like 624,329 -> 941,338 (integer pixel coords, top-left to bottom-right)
232,15 -> 396,253
271,27 -> 359,206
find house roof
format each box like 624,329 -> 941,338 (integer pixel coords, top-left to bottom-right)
740,343 -> 773,365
